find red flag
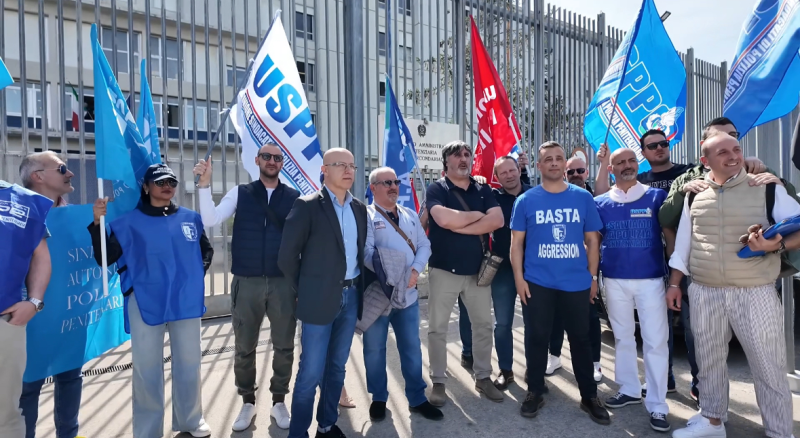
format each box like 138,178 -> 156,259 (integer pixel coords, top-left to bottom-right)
470,17 -> 522,187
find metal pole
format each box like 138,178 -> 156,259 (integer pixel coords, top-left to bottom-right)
344,0 -> 365,199
685,48 -> 696,153
454,0 -> 465,138
533,0 -> 544,153
780,113 -> 800,392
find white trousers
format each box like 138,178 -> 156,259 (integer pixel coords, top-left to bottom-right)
604,278 -> 669,414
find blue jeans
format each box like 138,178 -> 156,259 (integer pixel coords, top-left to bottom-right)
362,300 -> 427,407
20,367 -> 82,438
457,265 -> 518,370
289,286 -> 358,438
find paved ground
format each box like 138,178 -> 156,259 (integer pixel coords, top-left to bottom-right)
33,298 -> 800,438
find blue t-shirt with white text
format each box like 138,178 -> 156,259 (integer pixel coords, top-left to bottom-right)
510,184 -> 602,292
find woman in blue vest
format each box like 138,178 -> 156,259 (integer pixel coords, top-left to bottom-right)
88,164 -> 214,438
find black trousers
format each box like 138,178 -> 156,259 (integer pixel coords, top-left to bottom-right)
523,281 -> 597,399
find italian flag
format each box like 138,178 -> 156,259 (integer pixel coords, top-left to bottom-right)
70,85 -> 81,131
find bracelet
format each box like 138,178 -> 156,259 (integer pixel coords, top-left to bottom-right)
668,284 -> 680,289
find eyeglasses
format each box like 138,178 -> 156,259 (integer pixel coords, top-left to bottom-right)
35,164 -> 69,175
566,168 -> 587,176
375,179 -> 402,187
325,162 -> 358,171
258,153 -> 284,162
154,179 -> 178,188
644,140 -> 670,151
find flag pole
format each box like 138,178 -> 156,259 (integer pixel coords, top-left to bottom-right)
509,114 -> 533,176
195,10 -> 281,184
97,179 -> 109,298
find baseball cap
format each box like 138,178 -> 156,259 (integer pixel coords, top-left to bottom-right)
144,164 -> 179,183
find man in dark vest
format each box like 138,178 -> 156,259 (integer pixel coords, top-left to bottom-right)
193,142 -> 300,432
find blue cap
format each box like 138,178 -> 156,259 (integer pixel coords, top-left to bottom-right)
143,164 -> 178,183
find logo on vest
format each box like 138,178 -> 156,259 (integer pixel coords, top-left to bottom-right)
0,200 -> 31,229
374,220 -> 386,230
181,222 -> 198,242
552,224 -> 566,243
630,208 -> 652,218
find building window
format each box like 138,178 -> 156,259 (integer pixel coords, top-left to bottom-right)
63,89 -> 95,125
398,45 -> 413,61
226,66 -> 248,88
167,99 -> 181,128
295,12 -> 314,41
378,0 -> 386,9
6,83 -> 43,118
310,112 -> 316,126
184,101 -> 220,132
296,61 -> 315,93
101,27 -> 141,75
149,37 -> 180,80
379,81 -> 386,103
133,95 -> 163,128
399,0 -> 411,16
378,32 -> 386,57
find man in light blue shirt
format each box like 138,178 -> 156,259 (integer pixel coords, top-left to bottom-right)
327,187 -> 360,280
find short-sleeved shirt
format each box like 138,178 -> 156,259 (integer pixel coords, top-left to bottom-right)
637,163 -> 694,192
510,184 -> 602,292
426,177 -> 499,275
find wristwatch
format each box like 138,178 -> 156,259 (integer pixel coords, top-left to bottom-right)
27,297 -> 44,312
775,239 -> 786,255
591,275 -> 598,281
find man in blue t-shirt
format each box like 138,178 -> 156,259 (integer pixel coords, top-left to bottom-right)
509,141 -> 609,425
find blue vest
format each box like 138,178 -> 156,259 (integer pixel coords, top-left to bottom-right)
595,187 -> 667,279
110,207 -> 206,331
0,183 -> 52,313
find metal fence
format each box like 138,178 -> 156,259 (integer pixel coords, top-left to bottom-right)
1,0 -> 797,306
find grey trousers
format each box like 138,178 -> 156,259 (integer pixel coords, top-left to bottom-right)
690,282 -> 793,438
232,275 -> 298,399
0,316 -> 26,438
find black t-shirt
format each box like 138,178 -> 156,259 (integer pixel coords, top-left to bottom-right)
637,163 -> 695,192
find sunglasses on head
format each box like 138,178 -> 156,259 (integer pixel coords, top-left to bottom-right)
154,179 -> 178,188
645,140 -> 670,151
566,168 -> 586,176
36,164 -> 69,175
258,153 -> 284,162
375,179 -> 402,187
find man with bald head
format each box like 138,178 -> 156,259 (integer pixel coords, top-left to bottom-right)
594,148 -> 673,432
667,133 -> 800,438
566,156 -> 593,194
278,148 -> 368,438
194,142 -> 300,431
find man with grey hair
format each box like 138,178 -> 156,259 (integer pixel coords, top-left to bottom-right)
18,151 -> 74,206
359,166 -> 442,422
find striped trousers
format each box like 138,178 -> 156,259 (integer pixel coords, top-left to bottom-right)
690,282 -> 793,438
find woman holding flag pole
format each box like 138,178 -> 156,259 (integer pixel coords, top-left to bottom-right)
88,164 -> 214,438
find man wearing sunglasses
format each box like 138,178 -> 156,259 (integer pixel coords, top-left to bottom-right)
193,143 -> 300,431
565,157 -> 593,195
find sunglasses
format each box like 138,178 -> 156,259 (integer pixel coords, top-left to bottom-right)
645,140 -> 670,151
258,153 -> 284,162
36,164 -> 69,175
154,179 -> 178,188
375,179 -> 402,187
566,168 -> 587,176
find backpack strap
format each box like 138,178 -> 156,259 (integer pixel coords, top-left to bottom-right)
766,182 -> 776,225
688,191 -> 697,209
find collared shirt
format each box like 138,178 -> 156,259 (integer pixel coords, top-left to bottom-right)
607,182 -> 648,204
326,186 -> 360,280
492,183 -> 532,263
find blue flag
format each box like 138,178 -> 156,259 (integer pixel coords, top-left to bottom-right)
24,204 -> 130,382
137,60 -> 163,165
723,0 -> 800,138
90,24 -> 152,219
0,56 -> 12,90
583,0 -> 686,173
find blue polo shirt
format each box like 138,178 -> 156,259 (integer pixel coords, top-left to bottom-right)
510,184 -> 602,292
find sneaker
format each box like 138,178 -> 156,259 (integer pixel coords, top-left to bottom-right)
429,383 -> 447,407
605,392 -> 642,409
271,402 -> 291,429
316,424 -> 347,438
545,354 -> 562,375
650,412 -> 671,432
690,385 -> 700,404
188,420 -> 212,437
520,391 -> 545,418
593,362 -> 603,382
668,375 -> 677,393
672,415 -> 726,437
642,382 -> 647,398
475,377 -> 504,402
461,354 -> 474,372
580,397 -> 611,425
409,401 -> 443,421
369,401 -> 386,421
493,369 -> 515,390
232,403 -> 257,431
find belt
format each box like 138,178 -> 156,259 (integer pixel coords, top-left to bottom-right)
342,277 -> 359,288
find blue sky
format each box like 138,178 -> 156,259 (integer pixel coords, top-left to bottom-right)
551,0 -> 755,65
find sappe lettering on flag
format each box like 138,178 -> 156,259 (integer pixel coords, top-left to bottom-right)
137,59 -> 163,165
723,0 -> 800,138
583,0 -> 686,173
0,56 -> 12,90
470,17 -> 522,188
230,12 -> 322,195
24,204 -> 129,382
91,24 -> 155,219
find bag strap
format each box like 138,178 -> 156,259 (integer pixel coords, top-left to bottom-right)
242,184 -> 285,230
375,207 -> 416,254
451,189 -> 488,252
688,191 -> 697,209
766,182 -> 776,225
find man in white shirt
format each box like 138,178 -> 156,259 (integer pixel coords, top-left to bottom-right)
192,143 -> 300,431
667,133 -> 800,438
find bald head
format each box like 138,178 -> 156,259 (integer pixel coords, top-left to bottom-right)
565,155 -> 588,186
699,132 -> 743,182
321,148 -> 356,193
610,148 -> 636,163
323,148 -> 354,164
700,132 -> 738,157
609,148 -> 638,183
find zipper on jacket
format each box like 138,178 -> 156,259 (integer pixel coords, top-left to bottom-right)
718,188 -> 725,282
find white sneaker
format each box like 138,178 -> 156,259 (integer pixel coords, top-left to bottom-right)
593,362 -> 603,382
270,402 -> 291,430
232,403 -> 257,432
672,414 -> 726,438
188,419 -> 212,438
545,354 -> 562,375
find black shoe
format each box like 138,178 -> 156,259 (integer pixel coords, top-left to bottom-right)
667,375 -> 677,393
524,370 -> 528,384
316,424 -> 346,438
580,397 -> 611,425
649,412 -> 670,432
369,401 -> 386,422
493,370 -> 515,390
520,392 -> 545,418
690,385 -> 700,404
409,401 -> 443,421
461,354 -> 474,371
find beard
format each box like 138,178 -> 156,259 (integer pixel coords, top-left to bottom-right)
619,171 -> 637,181
454,167 -> 470,177
568,176 -> 584,186
260,167 -> 280,179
